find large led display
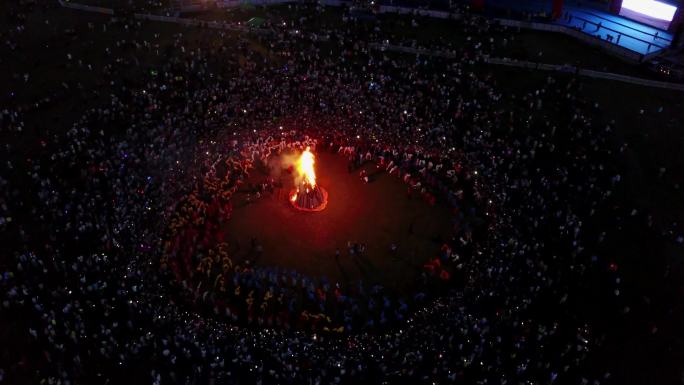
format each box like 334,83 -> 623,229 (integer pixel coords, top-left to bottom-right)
620,0 -> 678,30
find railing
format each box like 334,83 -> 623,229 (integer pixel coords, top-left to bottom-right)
377,5 -> 453,18
579,68 -> 684,90
569,8 -> 672,43
563,14 -> 668,52
58,0 -> 114,15
495,18 -> 645,62
133,13 -> 275,34
370,43 -> 684,91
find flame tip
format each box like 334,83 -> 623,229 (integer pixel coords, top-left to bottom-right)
296,147 -> 317,188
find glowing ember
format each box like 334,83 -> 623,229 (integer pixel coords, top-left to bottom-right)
289,147 -> 328,212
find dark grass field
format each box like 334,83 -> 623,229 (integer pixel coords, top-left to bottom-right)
225,150 -> 453,290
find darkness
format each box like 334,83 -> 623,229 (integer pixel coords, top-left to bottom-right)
0,1 -> 683,385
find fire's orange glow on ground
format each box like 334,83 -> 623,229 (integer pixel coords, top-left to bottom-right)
297,147 -> 317,187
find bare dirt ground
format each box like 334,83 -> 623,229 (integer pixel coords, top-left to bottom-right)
225,150 -> 453,290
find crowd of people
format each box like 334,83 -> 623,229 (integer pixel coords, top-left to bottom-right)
1,1 -> 679,385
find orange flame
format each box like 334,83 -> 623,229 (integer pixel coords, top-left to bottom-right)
296,147 -> 317,187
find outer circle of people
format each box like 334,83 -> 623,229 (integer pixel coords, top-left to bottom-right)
0,2 -> 651,385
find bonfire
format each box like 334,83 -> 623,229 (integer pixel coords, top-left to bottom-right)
289,147 -> 328,212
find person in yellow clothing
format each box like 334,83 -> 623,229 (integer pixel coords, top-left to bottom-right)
263,289 -> 273,303
213,274 -> 226,292
200,256 -> 213,278
222,259 -> 232,275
